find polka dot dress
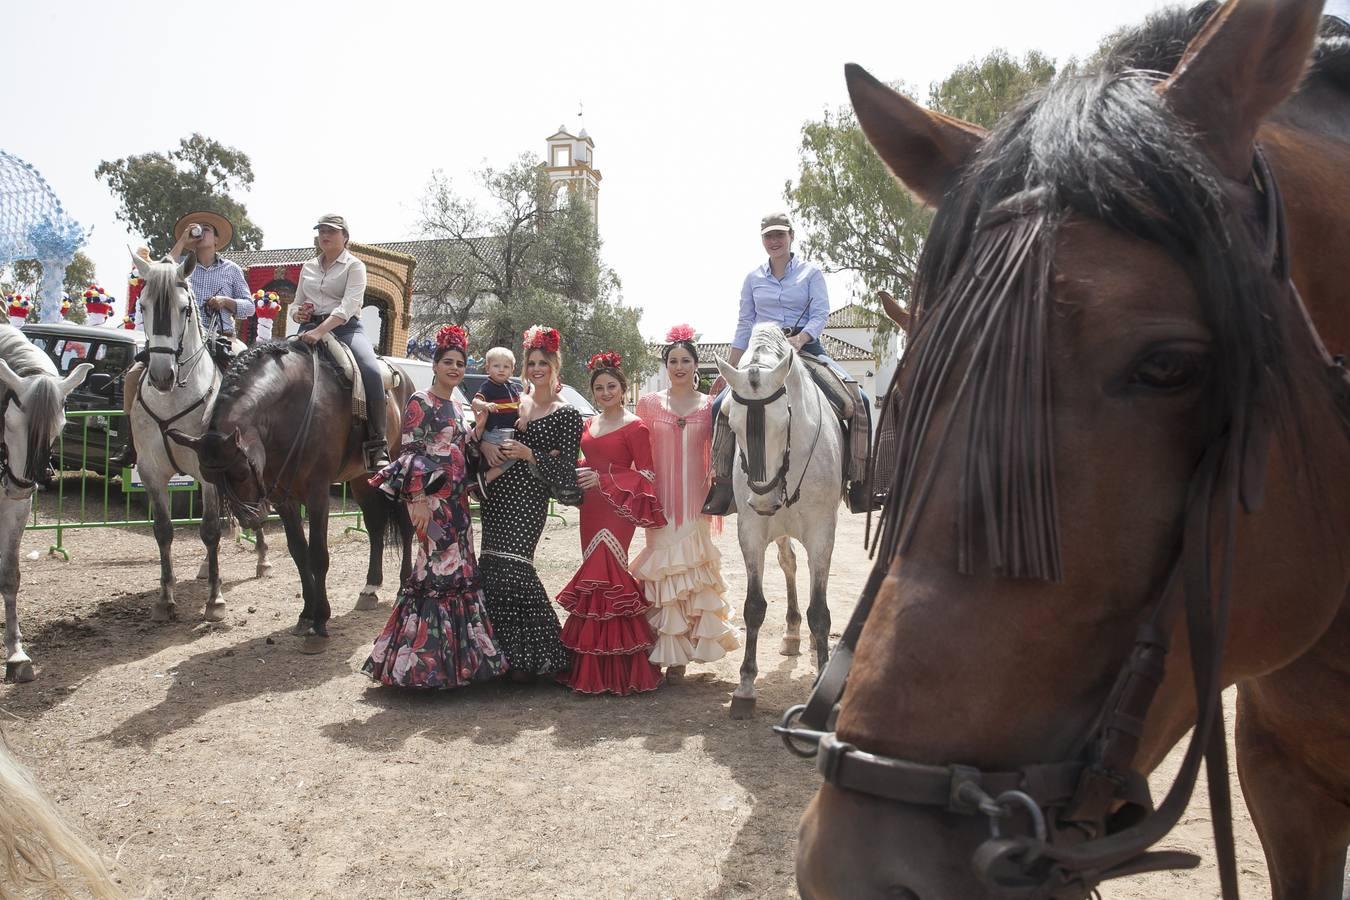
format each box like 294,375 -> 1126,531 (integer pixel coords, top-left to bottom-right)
479,405 -> 582,676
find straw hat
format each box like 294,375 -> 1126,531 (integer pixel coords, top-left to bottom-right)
173,210 -> 235,251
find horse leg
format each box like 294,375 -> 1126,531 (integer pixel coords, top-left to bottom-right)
731,537 -> 769,720
198,485 -> 226,622
277,504 -> 314,636
777,536 -> 802,656
254,524 -> 273,579
351,479 -> 384,610
148,486 -> 177,622
1237,680 -> 1350,899
804,535 -> 835,674
1,499 -> 33,682
299,492 -> 332,654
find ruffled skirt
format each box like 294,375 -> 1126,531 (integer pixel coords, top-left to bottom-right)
363,587 -> 509,689
630,520 -> 739,667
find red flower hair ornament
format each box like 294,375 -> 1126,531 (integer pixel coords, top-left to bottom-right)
665,323 -> 696,343
586,350 -> 622,372
436,324 -> 469,353
522,324 -> 561,353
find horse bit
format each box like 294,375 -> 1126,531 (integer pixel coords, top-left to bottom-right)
774,148 -> 1350,900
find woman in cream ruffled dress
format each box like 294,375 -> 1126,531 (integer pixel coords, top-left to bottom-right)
631,326 -> 739,679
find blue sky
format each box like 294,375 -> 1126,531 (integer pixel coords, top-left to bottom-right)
6,0 -> 1176,342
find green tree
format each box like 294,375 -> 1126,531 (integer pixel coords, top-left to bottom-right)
95,134 -> 263,257
2,251 -> 97,320
785,50 -> 1056,341
417,156 -> 646,387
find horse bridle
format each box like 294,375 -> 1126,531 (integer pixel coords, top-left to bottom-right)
776,149 -> 1350,899
732,353 -> 825,512
139,283 -> 215,476
0,390 -> 40,493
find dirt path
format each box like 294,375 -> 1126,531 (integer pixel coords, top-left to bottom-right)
4,503 -> 1269,898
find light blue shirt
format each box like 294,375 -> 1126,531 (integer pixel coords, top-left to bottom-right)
733,254 -> 829,351
176,254 -> 255,334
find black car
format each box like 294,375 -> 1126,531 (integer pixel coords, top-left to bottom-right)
21,322 -> 142,475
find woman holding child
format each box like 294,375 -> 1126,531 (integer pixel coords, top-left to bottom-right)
556,352 -> 666,695
362,325 -> 508,689
477,325 -> 581,682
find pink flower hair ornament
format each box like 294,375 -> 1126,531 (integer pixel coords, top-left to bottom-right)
665,323 -> 696,343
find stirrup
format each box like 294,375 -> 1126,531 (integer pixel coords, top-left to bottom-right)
701,478 -> 736,517
363,439 -> 390,473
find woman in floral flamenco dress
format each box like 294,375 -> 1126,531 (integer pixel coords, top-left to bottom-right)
363,325 -> 509,688
631,325 -> 740,680
557,352 -> 667,695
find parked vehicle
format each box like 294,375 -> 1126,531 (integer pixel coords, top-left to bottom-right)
21,323 -> 142,475
458,374 -> 596,420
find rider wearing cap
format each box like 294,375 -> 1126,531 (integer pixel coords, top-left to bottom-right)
110,210 -> 254,469
290,214 -> 389,472
701,212 -> 877,516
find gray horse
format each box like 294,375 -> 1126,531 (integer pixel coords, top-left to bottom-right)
0,325 -> 90,681
715,323 -> 845,718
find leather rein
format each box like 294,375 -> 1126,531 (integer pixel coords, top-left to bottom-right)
775,149 -> 1350,899
139,284 -> 215,476
0,390 -> 40,493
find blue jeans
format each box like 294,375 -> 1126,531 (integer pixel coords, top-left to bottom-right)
302,316 -> 385,441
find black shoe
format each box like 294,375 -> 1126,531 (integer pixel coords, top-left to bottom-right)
701,479 -> 736,517
109,443 -> 137,471
846,481 -> 884,514
363,439 -> 390,474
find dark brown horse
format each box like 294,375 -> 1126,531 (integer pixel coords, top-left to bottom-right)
169,340 -> 413,652
792,1 -> 1350,898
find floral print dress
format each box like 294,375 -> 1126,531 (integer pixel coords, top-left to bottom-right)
363,390 -> 509,688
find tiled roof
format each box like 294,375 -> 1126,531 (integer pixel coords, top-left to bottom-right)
648,334 -> 871,363
825,303 -> 883,329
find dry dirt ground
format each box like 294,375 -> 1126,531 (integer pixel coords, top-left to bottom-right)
3,492 -> 1271,898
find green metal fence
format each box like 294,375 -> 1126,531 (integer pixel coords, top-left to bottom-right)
29,409 -> 365,559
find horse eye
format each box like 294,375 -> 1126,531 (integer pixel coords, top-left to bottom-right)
1129,348 -> 1210,393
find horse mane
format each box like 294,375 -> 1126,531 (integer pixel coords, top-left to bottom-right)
742,324 -> 792,390
875,14 -> 1303,581
212,340 -> 338,425
141,262 -> 186,338
0,328 -> 65,484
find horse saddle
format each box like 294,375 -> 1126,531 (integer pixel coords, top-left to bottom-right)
310,334 -> 402,423
798,353 -> 855,421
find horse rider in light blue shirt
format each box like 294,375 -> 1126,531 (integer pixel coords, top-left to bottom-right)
702,212 -> 879,516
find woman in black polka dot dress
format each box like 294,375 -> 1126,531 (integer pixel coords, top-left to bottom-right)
478,326 -> 580,680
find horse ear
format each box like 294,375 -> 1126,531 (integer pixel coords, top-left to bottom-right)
877,290 -> 913,334
0,360 -> 20,395
768,345 -> 794,386
229,428 -> 244,449
1160,0 -> 1323,180
60,363 -> 93,397
845,63 -> 987,208
178,253 -> 196,280
715,356 -> 748,393
129,247 -> 152,279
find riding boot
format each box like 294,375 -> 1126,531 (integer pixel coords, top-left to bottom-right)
363,418 -> 390,474
701,411 -> 738,517
844,382 -> 882,514
108,363 -> 144,471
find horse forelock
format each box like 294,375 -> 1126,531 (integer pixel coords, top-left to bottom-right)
876,47 -> 1303,583
143,263 -> 190,338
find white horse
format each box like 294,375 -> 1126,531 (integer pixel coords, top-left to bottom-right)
0,326 -> 90,682
715,323 -> 844,719
129,252 -> 270,624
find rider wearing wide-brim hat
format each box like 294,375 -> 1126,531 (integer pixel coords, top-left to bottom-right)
290,214 -> 390,472
110,210 -> 255,470
702,211 -> 879,516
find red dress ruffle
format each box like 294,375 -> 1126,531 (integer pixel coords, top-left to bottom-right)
557,419 -> 665,696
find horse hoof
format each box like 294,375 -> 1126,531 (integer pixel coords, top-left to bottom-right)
664,665 -> 685,684
204,602 -> 227,623
290,619 -> 312,637
353,592 -> 380,611
729,695 -> 757,720
255,563 -> 273,579
5,661 -> 34,684
780,636 -> 802,656
299,633 -> 329,655
151,604 -> 176,623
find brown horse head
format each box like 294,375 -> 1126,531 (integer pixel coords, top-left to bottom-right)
798,1 -> 1350,898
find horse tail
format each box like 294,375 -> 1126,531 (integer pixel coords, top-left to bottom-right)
0,744 -> 124,898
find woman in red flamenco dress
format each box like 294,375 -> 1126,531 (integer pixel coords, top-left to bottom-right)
557,352 -> 667,694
